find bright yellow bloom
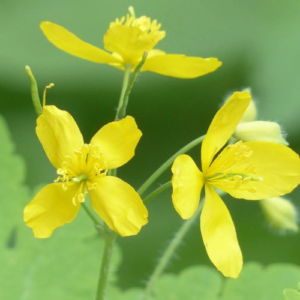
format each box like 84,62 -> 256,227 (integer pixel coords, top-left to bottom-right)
24,105 -> 148,238
40,7 -> 222,78
171,91 -> 300,278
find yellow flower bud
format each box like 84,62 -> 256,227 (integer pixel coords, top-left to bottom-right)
233,121 -> 289,145
260,197 -> 298,232
239,88 -> 257,122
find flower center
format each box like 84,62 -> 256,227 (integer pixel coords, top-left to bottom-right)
206,141 -> 263,193
55,144 -> 107,205
105,9 -> 166,66
110,13 -> 163,37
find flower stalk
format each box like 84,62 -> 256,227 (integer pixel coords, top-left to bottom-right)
115,65 -> 132,121
143,181 -> 171,204
81,202 -> 105,233
138,135 -> 206,196
141,202 -> 204,300
96,227 -> 117,300
116,51 -> 148,120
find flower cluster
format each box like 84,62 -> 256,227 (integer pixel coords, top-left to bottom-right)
24,7 -> 300,283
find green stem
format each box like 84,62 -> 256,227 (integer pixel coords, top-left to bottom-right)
115,65 -> 132,121
25,66 -> 42,116
81,202 -> 105,234
96,230 -> 117,300
108,168 -> 117,177
110,65 -> 132,177
81,202 -> 101,225
137,135 -> 206,196
143,181 -> 171,205
117,51 -> 148,120
141,202 -> 204,300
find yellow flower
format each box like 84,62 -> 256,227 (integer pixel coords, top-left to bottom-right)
171,91 -> 300,278
40,7 -> 222,78
24,105 -> 148,238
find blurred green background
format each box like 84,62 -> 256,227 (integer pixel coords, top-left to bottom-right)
1,0 -> 300,292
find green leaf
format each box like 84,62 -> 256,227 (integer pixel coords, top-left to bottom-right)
120,288 -> 145,300
115,263 -> 300,300
0,115 -> 34,300
284,289 -> 300,300
283,283 -> 300,300
107,287 -> 145,300
222,263 -> 300,300
154,266 -> 222,300
0,115 -> 122,299
23,211 -> 122,300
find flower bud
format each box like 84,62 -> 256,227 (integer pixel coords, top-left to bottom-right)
240,88 -> 257,123
260,197 -> 298,232
233,121 -> 289,145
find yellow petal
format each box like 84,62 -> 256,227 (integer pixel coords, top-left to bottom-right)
147,49 -> 166,58
24,183 -> 80,238
201,91 -> 251,173
209,142 -> 300,200
171,155 -> 204,219
37,105 -> 83,167
40,22 -> 120,64
104,25 -> 163,66
201,184 -> 243,278
89,176 -> 148,237
90,116 -> 142,169
36,105 -> 84,169
142,54 -> 222,78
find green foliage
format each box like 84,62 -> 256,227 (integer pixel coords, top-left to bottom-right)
154,266 -> 222,300
108,263 -> 300,300
222,263 -> 300,300
0,115 -> 121,299
284,283 -> 300,300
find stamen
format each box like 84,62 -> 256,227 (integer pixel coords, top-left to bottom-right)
62,182 -> 68,191
110,10 -> 164,38
128,6 -> 136,18
206,141 -> 265,194
87,182 -> 98,191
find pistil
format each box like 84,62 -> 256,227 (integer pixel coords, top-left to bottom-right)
72,174 -> 88,183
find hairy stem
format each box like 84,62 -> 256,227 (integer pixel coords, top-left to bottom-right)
143,181 -> 172,204
115,65 -> 132,121
137,135 -> 206,196
116,51 -> 148,120
96,229 -> 117,300
141,203 -> 204,300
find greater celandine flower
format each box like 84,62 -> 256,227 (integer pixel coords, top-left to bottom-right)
40,7 -> 222,78
24,104 -> 148,238
171,91 -> 300,278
